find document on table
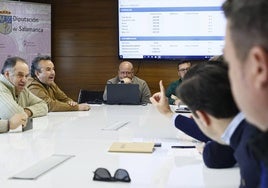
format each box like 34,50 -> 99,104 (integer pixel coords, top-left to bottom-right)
108,142 -> 155,153
10,154 -> 75,180
9,125 -> 23,133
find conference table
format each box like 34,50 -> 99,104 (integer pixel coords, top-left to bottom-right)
0,104 -> 239,188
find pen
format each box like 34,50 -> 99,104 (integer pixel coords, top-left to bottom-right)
114,121 -> 129,130
154,143 -> 162,147
171,146 -> 195,149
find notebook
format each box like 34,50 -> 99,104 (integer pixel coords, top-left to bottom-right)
106,84 -> 140,105
108,142 -> 155,153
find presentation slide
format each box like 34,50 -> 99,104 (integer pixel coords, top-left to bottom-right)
0,1 -> 51,67
118,0 -> 226,60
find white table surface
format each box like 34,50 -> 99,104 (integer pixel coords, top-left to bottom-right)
0,104 -> 239,188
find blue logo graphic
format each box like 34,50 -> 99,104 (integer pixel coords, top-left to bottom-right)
0,10 -> 12,34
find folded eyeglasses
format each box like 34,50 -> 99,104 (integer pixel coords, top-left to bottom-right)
93,167 -> 131,182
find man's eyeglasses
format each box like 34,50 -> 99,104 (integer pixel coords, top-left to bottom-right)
178,67 -> 190,72
93,168 -> 131,182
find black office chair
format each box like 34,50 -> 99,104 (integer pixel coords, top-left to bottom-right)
78,89 -> 104,104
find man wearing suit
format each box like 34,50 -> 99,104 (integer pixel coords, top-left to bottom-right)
222,0 -> 268,187
173,113 -> 237,169
150,61 -> 260,187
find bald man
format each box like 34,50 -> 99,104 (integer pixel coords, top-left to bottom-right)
103,61 -> 151,104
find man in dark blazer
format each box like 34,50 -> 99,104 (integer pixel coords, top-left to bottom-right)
150,61 -> 260,188
222,0 -> 268,187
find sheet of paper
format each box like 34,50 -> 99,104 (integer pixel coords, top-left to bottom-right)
9,125 -> 23,133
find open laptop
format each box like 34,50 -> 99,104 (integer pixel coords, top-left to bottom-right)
106,84 -> 140,105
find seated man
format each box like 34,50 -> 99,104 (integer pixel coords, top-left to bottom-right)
27,55 -> 90,112
103,61 -> 151,104
0,56 -> 48,120
0,113 -> 28,133
150,61 -> 260,188
166,60 -> 191,105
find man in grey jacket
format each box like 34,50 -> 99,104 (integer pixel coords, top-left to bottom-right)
103,61 -> 151,104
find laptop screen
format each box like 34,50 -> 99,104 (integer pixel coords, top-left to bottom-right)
106,84 -> 140,105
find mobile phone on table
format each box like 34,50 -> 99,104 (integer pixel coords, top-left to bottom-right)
23,118 -> 33,131
175,105 -> 191,113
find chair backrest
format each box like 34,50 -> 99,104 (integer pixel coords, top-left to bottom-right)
78,89 -> 104,104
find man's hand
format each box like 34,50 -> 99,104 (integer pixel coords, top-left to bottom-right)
150,80 -> 174,118
9,113 -> 28,129
196,142 -> 205,154
68,101 -> 78,106
121,77 -> 132,84
78,103 -> 91,111
24,108 -> 32,118
171,94 -> 181,105
171,94 -> 179,100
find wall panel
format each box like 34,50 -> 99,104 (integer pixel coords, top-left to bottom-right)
25,0 -> 182,100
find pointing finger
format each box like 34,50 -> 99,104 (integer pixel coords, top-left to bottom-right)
159,80 -> 165,96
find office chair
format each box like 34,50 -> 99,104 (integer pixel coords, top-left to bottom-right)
78,89 -> 104,104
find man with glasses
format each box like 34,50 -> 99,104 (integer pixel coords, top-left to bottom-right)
27,55 -> 90,112
166,60 -> 191,105
0,56 -> 48,125
103,61 -> 151,104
